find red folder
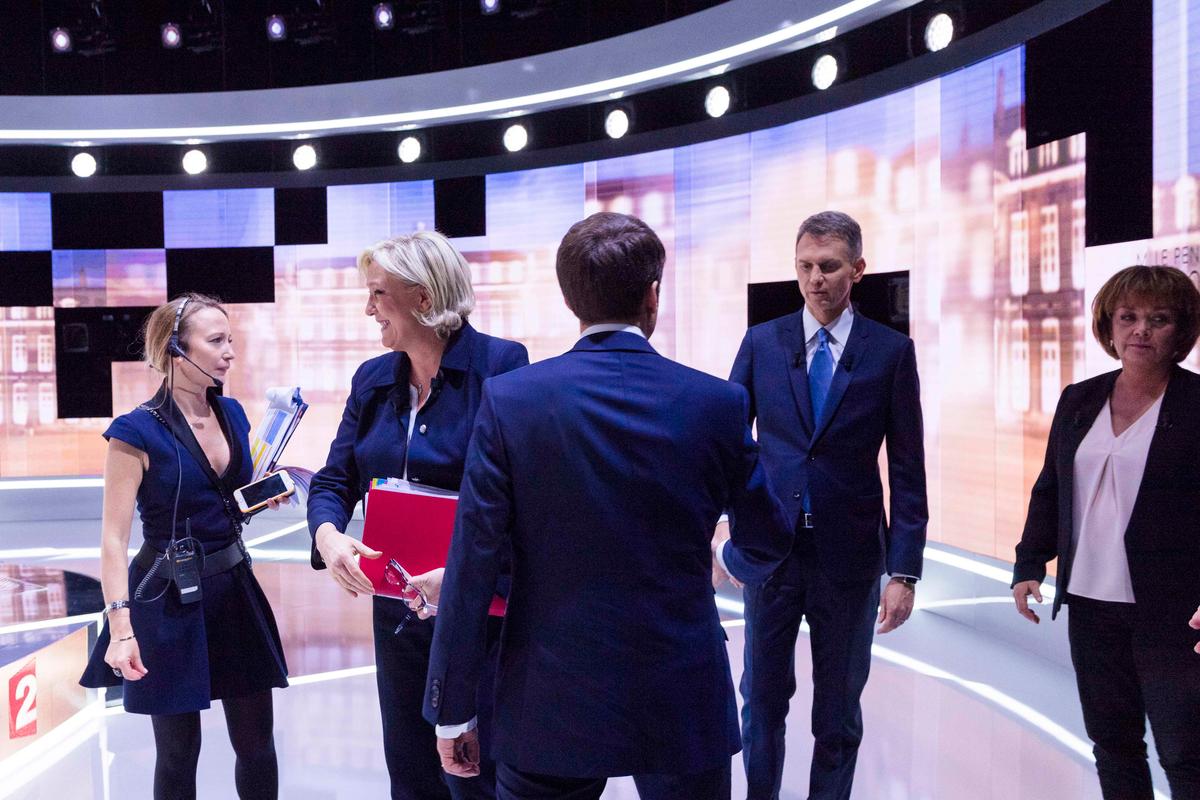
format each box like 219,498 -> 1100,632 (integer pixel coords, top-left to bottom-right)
360,483 -> 507,616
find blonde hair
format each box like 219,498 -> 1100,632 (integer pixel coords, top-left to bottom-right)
358,231 -> 475,339
142,293 -> 227,373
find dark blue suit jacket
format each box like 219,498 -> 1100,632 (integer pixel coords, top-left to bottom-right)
424,331 -> 792,778
307,322 -> 529,568
731,310 -> 927,582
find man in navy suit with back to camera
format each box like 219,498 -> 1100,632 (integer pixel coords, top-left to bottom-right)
713,210 -> 928,800
424,211 -> 793,800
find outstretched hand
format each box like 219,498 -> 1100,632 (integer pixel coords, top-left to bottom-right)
315,526 -> 381,597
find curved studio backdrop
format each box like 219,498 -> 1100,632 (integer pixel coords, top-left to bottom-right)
2,3 -> 1198,566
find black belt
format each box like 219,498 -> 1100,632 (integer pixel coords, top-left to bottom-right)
134,539 -> 246,578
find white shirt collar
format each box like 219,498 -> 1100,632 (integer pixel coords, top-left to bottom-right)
579,323 -> 647,339
802,304 -> 854,345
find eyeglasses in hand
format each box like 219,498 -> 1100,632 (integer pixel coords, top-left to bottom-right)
383,558 -> 438,634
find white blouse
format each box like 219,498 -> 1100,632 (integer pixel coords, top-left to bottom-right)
1067,392 -> 1164,603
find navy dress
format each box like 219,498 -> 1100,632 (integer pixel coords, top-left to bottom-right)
80,387 -> 289,716
307,322 -> 528,800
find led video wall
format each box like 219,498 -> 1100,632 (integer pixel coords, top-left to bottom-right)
1,8 -> 1198,565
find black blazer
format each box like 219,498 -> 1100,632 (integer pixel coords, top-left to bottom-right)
1014,366 -> 1200,642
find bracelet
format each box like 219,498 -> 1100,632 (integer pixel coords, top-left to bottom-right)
116,634 -> 136,642
105,599 -> 130,615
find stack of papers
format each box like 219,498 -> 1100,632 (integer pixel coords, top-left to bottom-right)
250,386 -> 308,481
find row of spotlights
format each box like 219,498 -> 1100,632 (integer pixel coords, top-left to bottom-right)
53,1 -> 514,52
53,13 -> 953,87
270,2 -> 499,41
65,51 -> 904,174
66,83 -> 737,177
600,85 -> 732,141
70,148 -> 208,177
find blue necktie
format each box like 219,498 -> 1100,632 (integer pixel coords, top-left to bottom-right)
803,328 -> 833,515
808,327 -> 834,425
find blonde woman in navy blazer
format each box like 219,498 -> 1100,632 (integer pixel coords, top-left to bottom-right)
307,232 -> 528,800
1013,265 -> 1200,800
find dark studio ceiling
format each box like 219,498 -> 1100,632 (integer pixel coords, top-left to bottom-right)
0,0 -> 727,95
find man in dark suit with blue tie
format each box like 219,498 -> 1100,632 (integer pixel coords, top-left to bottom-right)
423,211 -> 793,800
714,210 -> 928,800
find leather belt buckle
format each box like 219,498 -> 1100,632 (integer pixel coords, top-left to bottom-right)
802,512 -> 814,529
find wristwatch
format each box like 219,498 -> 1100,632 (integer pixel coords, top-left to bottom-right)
893,576 -> 918,586
105,599 -> 130,615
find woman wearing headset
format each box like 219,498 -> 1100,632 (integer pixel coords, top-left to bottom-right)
81,294 -> 288,800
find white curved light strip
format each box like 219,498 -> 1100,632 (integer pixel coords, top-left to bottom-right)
0,703 -> 105,800
0,611 -> 101,638
0,595 -> 1167,799
923,546 -> 1058,601
242,520 -> 308,548
0,477 -> 103,490
0,0 -> 887,142
0,652 -> 1170,800
916,595 -> 1016,611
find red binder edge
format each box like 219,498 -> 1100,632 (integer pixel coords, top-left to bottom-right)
360,485 -> 507,617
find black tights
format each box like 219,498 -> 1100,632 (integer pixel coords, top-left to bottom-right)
151,690 -> 278,800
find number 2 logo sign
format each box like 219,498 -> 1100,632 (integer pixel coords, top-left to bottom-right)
8,658 -> 37,739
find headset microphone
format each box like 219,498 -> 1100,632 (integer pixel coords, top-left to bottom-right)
173,347 -> 225,388
168,296 -> 223,388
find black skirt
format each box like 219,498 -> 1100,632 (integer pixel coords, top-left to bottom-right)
81,559 -> 288,715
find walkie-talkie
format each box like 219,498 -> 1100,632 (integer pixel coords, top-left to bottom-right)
171,519 -> 203,604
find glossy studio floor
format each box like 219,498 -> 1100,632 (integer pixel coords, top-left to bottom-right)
0,491 -> 1172,800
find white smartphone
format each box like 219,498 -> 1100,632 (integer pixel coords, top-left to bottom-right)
234,470 -> 296,514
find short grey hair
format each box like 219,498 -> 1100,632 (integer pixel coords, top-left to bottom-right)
358,230 -> 476,339
795,210 -> 863,261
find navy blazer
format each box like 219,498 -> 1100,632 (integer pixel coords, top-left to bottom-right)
1014,366 -> 1200,642
307,322 -> 529,568
731,310 -> 928,582
423,331 -> 792,778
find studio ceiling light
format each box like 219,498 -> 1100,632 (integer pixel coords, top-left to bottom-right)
182,149 -> 208,174
503,124 -> 528,152
266,15 -> 287,41
71,152 -> 97,177
161,22 -> 182,49
397,136 -> 422,163
604,108 -> 630,139
924,12 -> 955,52
292,144 -> 317,170
50,27 -> 72,53
705,85 -> 731,118
373,4 -> 395,30
812,53 -> 839,90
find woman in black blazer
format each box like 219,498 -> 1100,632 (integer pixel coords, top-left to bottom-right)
307,231 -> 528,800
1012,265 -> 1200,800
